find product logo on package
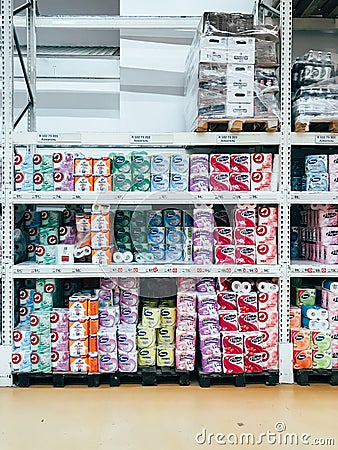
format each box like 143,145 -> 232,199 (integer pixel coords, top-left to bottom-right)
54,172 -> 64,183
252,172 -> 264,182
35,246 -> 46,257
15,172 -> 24,183
33,154 -> 42,165
12,353 -> 22,364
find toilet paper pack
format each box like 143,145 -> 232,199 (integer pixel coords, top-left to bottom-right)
138,347 -> 156,367
175,330 -> 196,352
51,350 -> 70,371
214,227 -> 233,245
219,312 -> 238,332
30,312 -> 51,334
261,346 -> 279,370
31,352 -> 52,373
236,246 -> 255,265
98,351 -> 118,373
237,293 -> 258,313
234,228 -> 255,246
251,172 -> 272,191
229,173 -> 250,191
158,326 -> 175,345
157,345 -> 175,367
51,330 -> 69,351
30,332 -> 51,353
230,154 -> 250,173
251,153 -> 273,172
12,351 -> 32,372
234,208 -> 256,227
311,331 -> 331,351
189,154 -> 209,174
258,310 -> 278,328
35,245 -> 57,265
210,154 -> 230,173
54,171 -> 74,191
217,292 -> 237,311
238,313 -> 259,332
257,207 -> 278,226
118,351 -> 138,372
293,349 -> 312,369
244,353 -> 263,373
171,154 -> 189,174
202,354 -> 222,373
69,338 -> 89,357
312,350 -> 332,369
175,351 -> 195,371
209,173 -> 230,191
137,326 -> 156,348
50,309 -> 69,332
223,354 -> 244,374
221,332 -> 243,354
15,171 -> 34,191
13,327 -> 31,351
292,329 -> 311,350
70,356 -> 89,372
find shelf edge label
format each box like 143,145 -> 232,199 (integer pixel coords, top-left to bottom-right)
216,134 -> 239,144
37,133 -> 81,143
315,134 -> 338,145
129,134 -> 173,144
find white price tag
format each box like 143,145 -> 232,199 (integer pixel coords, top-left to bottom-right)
38,133 -> 81,143
315,134 -> 338,145
129,134 -> 173,144
216,134 -> 239,144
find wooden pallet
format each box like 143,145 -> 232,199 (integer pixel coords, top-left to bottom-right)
294,118 -> 338,133
294,369 -> 338,386
195,117 -> 278,133
13,367 -> 192,388
198,368 -> 278,388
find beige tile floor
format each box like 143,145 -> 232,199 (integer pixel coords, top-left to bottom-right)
0,383 -> 337,450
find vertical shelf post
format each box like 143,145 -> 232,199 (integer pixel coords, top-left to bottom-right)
279,0 -> 293,384
1,0 -> 14,386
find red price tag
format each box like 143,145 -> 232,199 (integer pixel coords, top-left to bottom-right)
173,268 -> 177,273
308,268 -> 312,273
197,268 -> 202,273
321,268 -> 326,273
153,267 -> 158,273
118,267 -> 123,273
133,267 -> 138,273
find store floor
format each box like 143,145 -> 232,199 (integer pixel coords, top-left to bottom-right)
0,384 -> 336,450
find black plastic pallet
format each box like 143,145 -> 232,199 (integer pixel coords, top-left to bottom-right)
198,369 -> 278,388
13,368 -> 192,388
294,369 -> 338,386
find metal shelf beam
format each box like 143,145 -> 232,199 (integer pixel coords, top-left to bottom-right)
12,191 -> 281,205
13,131 -> 281,146
12,263 -> 282,278
13,15 -> 201,30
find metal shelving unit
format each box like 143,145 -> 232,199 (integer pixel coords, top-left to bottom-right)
1,0 -> 337,386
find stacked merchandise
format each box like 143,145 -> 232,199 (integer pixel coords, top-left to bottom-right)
292,50 -> 338,128
290,279 -> 338,370
23,208 -> 76,264
197,278 -> 279,374
137,294 -> 177,369
214,205 -> 278,265
175,278 -> 198,371
291,204 -> 338,264
292,154 -> 338,192
15,149 -> 279,193
114,208 -> 194,264
12,277 -> 141,373
184,12 -> 280,131
17,204 -> 279,266
12,279 -> 63,373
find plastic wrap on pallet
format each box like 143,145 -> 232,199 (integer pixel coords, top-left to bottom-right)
184,14 -> 280,132
292,51 -> 338,130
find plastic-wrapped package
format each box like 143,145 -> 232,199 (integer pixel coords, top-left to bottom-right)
184,13 -> 280,131
292,50 -> 338,131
